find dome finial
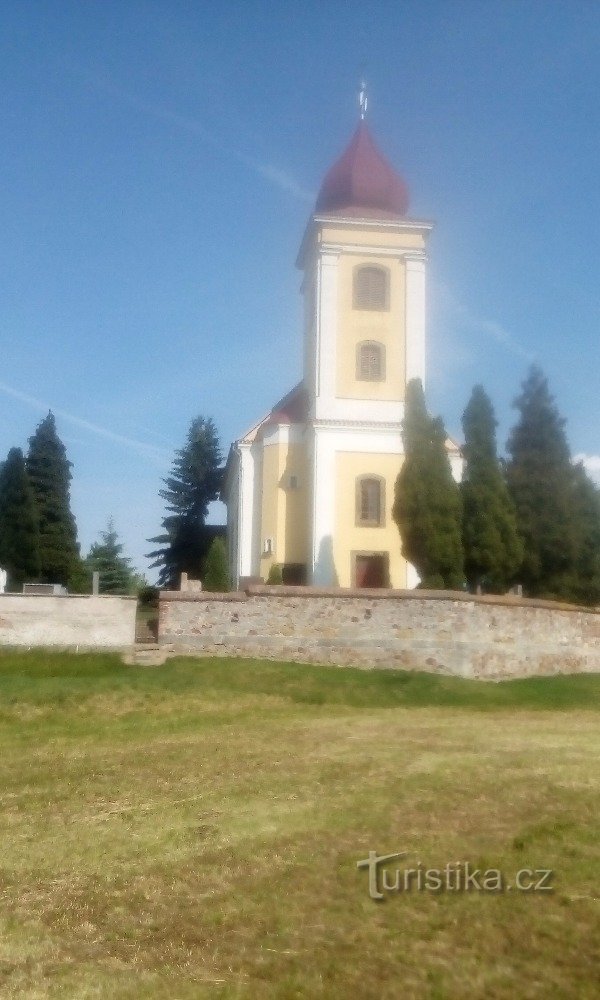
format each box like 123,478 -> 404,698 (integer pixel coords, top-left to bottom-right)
358,76 -> 368,120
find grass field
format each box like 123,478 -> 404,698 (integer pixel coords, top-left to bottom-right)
0,651 -> 598,999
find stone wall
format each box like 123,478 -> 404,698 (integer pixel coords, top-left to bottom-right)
0,594 -> 137,649
159,585 -> 600,680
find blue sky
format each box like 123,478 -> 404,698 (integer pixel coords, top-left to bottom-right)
1,1 -> 599,578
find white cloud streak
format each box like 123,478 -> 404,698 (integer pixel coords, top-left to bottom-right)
0,380 -> 171,468
84,74 -> 314,203
439,285 -> 536,363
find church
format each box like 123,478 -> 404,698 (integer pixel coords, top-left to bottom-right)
223,100 -> 461,590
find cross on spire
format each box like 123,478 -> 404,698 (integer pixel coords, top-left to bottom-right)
359,77 -> 368,120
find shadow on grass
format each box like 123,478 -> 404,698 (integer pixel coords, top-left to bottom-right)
0,650 -> 598,712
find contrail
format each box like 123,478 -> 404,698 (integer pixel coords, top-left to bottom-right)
81,73 -> 314,203
0,380 -> 171,467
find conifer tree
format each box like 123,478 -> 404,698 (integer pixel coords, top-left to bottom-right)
570,462 -> 600,606
266,562 -> 283,585
26,412 -> 81,587
392,378 -> 464,589
506,367 -> 578,599
86,518 -> 137,594
147,417 -> 222,588
0,448 -> 41,591
461,385 -> 523,593
203,536 -> 230,592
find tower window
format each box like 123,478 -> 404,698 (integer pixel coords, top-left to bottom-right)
353,266 -> 389,311
357,341 -> 385,381
356,476 -> 385,527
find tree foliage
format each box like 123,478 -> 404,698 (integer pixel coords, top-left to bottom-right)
147,417 -> 223,588
203,536 -> 230,592
86,518 -> 137,594
392,379 -> 464,589
506,367 -> 580,600
266,562 -> 283,585
26,412 -> 81,587
569,462 -> 600,606
0,448 -> 41,591
461,385 -> 523,593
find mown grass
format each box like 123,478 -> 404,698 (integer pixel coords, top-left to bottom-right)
0,650 -> 598,998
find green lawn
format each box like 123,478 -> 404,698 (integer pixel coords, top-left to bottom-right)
0,652 -> 598,999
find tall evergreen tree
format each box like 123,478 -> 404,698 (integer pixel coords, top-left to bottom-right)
203,536 -> 230,592
86,518 -> 137,594
147,416 -> 222,588
569,462 -> 600,606
506,366 -> 580,599
26,412 -> 81,587
392,378 -> 464,589
0,448 -> 41,591
461,385 -> 523,593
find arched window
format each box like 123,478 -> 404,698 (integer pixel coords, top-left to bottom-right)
356,476 -> 385,527
353,266 -> 389,311
357,341 -> 385,381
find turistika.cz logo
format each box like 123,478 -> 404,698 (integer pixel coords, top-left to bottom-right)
357,851 -> 554,900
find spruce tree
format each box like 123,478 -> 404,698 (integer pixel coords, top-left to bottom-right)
0,448 -> 41,591
26,412 -> 81,587
86,518 -> 137,594
569,462 -> 600,606
147,416 -> 222,588
392,378 -> 464,589
203,536 -> 230,592
506,367 -> 578,599
461,386 -> 523,593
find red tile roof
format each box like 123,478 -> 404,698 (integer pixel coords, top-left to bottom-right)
262,383 -> 308,428
315,122 -> 409,218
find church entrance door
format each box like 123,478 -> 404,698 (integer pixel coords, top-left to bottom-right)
354,553 -> 389,588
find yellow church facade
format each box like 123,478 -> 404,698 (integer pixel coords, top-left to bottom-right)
224,117 -> 460,589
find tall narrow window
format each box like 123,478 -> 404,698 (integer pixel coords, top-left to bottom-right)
356,476 -> 385,527
357,341 -> 385,381
353,266 -> 389,311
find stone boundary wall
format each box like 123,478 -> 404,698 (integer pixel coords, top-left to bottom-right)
159,585 -> 600,680
0,594 -> 137,649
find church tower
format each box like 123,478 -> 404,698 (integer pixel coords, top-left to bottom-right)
224,97 -> 449,589
297,118 -> 431,587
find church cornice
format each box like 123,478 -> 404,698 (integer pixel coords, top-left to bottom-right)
311,418 -> 403,431
296,214 -> 433,269
317,243 -> 427,260
313,212 -> 434,230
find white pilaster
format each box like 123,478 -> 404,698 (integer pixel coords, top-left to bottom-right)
309,427 -> 337,585
238,444 -> 256,580
405,254 -> 426,388
314,252 -> 339,421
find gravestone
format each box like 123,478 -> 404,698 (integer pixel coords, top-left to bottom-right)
0,567 -> 6,594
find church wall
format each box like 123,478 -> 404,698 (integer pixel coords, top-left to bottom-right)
280,442 -> 309,566
335,253 -> 406,402
319,224 -> 426,252
258,431 -> 309,579
258,440 -> 280,578
334,451 -> 407,588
